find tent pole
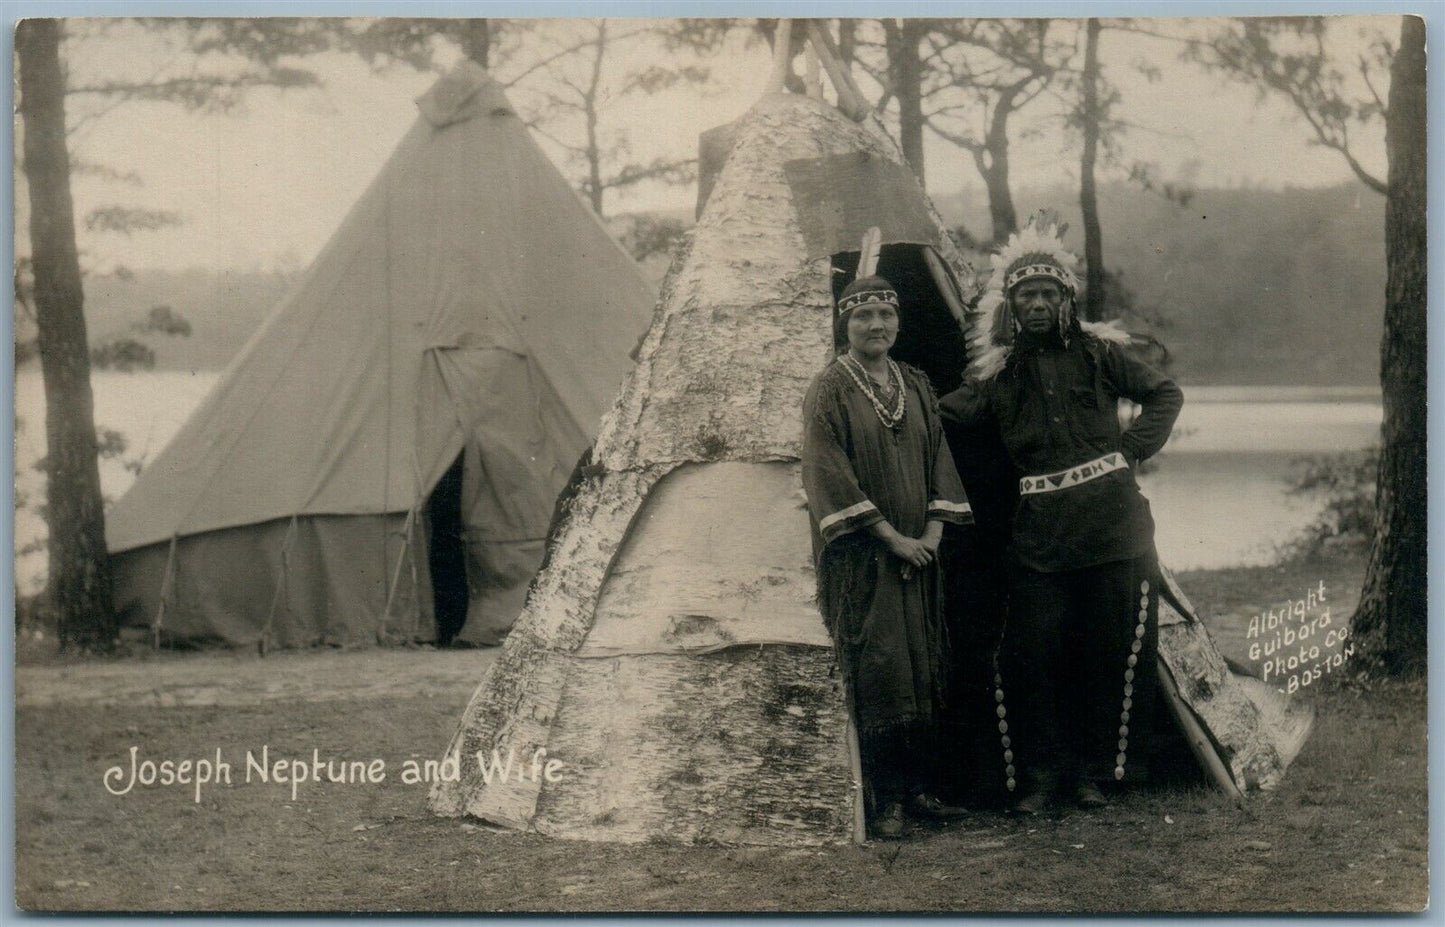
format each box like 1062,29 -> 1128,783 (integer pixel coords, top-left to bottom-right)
805,21 -> 872,120
833,645 -> 869,843
406,513 -> 422,637
260,515 -> 300,657
152,535 -> 178,651
765,19 -> 794,94
1157,658 -> 1246,805
922,246 -> 970,328
803,41 -> 823,100
845,716 -> 868,844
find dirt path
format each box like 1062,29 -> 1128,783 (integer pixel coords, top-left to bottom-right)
15,647 -> 500,708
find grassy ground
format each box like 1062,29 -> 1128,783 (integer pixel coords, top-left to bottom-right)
14,551 -> 1427,913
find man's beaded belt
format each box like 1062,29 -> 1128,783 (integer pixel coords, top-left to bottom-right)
1019,453 -> 1128,495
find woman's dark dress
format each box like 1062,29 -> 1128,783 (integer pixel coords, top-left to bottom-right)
802,359 -> 973,803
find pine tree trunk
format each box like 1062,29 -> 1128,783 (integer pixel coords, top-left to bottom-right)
17,19 -> 117,650
978,86 -> 1022,243
884,20 -> 926,185
977,142 -> 1019,245
1079,18 -> 1105,322
1354,15 -> 1426,676
584,22 -> 606,217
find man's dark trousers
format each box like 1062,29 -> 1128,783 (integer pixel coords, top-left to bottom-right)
1002,555 -> 1160,793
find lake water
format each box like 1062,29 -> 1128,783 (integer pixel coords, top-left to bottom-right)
1141,390 -> 1381,570
12,371 -> 1382,593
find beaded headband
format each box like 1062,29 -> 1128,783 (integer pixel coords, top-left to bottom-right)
1005,262 -> 1074,292
837,288 -> 899,314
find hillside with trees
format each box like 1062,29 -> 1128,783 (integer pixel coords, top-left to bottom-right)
936,180 -> 1385,385
43,181 -> 1383,387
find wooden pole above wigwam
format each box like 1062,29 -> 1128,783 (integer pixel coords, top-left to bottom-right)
804,40 -> 823,100
806,21 -> 871,121
765,19 -> 795,94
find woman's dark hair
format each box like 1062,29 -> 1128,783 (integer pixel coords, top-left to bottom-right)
832,309 -> 850,354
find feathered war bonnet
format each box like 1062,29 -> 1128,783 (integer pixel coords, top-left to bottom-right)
967,217 -> 1085,381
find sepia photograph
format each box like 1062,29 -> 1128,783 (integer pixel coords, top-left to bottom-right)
10,5 -> 1430,914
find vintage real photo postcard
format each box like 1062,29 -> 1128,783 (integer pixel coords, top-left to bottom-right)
12,7 -> 1429,913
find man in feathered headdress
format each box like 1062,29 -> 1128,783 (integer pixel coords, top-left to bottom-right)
939,217 -> 1183,814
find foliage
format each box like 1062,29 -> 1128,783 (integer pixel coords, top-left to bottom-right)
84,206 -> 183,234
343,18 -> 520,71
87,302 -> 194,371
90,338 -> 156,372
1281,446 -> 1379,562
620,214 -> 689,262
135,304 -> 192,337
13,591 -> 55,636
1184,17 -> 1392,195
510,19 -> 714,216
851,18 -> 1077,237
1124,162 -> 1196,207
94,426 -> 129,461
902,18 -> 1074,132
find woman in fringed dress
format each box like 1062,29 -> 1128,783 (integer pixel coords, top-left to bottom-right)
801,272 -> 974,839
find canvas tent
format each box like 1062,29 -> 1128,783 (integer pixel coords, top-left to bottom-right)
105,62 -> 657,649
430,32 -> 1312,845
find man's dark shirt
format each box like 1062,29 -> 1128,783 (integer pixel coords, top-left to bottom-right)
939,326 -> 1183,572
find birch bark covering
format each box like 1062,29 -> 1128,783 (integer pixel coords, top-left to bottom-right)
580,463 -> 827,657
431,95 -> 964,845
1156,570 -> 1314,791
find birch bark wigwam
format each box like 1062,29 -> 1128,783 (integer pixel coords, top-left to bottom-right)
430,53 -> 977,844
430,26 -> 1315,845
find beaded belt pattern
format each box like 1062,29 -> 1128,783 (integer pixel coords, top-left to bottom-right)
1019,453 -> 1128,495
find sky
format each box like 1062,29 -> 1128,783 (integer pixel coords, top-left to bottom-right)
23,14 -> 1396,273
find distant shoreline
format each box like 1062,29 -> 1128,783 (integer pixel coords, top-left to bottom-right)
11,365 -> 1385,404
1177,385 -> 1382,403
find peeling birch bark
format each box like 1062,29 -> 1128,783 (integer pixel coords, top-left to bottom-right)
1157,569 -> 1315,792
430,91 -> 1307,847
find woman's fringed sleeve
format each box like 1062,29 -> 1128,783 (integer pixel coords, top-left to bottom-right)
802,377 -> 883,546
918,374 -> 974,528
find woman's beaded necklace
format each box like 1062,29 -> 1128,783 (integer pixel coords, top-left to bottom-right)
840,354 -> 907,428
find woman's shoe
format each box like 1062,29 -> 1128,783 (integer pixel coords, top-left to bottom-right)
1074,781 -> 1110,809
907,793 -> 970,820
872,801 -> 907,839
1011,789 -> 1049,815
